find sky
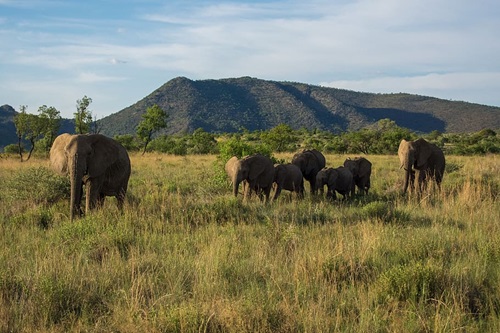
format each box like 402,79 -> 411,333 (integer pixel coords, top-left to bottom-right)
1,0 -> 499,119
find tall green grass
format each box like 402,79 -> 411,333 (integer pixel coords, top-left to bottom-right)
0,153 -> 499,332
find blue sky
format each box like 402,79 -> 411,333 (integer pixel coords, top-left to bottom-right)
1,0 -> 499,119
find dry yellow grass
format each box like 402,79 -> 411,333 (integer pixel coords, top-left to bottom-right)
0,152 -> 499,332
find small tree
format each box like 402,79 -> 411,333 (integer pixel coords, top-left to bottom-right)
13,106 -> 46,161
260,124 -> 296,152
74,95 -> 93,134
13,105 -> 29,161
136,104 -> 168,155
189,128 -> 218,154
38,105 -> 61,152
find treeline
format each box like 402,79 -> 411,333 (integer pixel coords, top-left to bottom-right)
5,110 -> 498,158
112,119 -> 499,156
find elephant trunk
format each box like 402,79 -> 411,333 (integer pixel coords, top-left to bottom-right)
69,154 -> 84,221
403,168 -> 410,193
232,174 -> 240,197
402,156 -> 413,194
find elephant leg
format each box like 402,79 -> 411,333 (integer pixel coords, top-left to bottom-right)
263,186 -> 271,203
242,181 -> 251,201
116,187 -> 127,211
85,179 -> 102,213
273,185 -> 282,201
416,170 -> 427,192
326,186 -> 336,200
309,177 -> 317,194
409,170 -> 416,192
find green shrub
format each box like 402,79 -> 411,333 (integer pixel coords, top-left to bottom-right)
4,167 -> 69,204
376,261 -> 446,303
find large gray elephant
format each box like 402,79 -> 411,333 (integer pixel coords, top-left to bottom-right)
343,157 -> 372,195
225,154 -> 275,202
291,149 -> 326,194
50,133 -> 131,221
398,138 -> 445,193
316,166 -> 354,200
273,163 -> 304,200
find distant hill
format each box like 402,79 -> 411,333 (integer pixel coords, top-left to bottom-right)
2,77 -> 500,151
98,76 -> 500,137
0,105 -> 18,150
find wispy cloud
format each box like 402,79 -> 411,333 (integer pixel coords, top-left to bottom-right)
1,0 -> 499,119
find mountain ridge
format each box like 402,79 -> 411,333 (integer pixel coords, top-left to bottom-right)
2,76 -> 500,151
98,76 -> 500,136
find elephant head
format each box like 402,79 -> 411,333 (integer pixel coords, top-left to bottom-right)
291,149 -> 326,194
225,154 -> 275,201
398,138 -> 445,193
50,133 -> 131,221
343,157 -> 372,195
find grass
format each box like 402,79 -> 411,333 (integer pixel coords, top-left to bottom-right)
0,153 -> 499,332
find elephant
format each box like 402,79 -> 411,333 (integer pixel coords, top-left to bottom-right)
316,166 -> 354,200
343,157 -> 372,195
50,133 -> 131,221
398,138 -> 445,193
291,149 -> 326,194
225,154 -> 275,202
273,163 -> 304,200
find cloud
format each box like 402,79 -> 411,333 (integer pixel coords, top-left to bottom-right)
77,72 -> 127,83
321,72 -> 500,106
2,0 -> 500,119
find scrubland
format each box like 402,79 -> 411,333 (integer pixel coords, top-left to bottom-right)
0,153 -> 499,332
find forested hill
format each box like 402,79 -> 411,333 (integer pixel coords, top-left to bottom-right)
98,76 -> 500,136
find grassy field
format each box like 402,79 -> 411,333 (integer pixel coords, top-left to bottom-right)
0,152 -> 499,332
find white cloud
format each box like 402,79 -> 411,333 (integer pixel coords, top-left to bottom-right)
77,72 -> 126,83
1,0 -> 500,120
321,72 -> 500,106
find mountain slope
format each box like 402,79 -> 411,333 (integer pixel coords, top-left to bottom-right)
0,105 -> 19,150
98,77 -> 500,136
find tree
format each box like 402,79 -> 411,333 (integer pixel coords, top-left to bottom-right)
38,105 -> 61,152
136,104 -> 168,155
260,124 -> 296,152
13,105 -> 29,161
189,128 -> 218,154
13,105 -> 46,161
74,95 -> 93,134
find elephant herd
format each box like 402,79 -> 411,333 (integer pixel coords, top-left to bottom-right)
225,138 -> 446,203
225,149 -> 373,202
48,133 -> 445,221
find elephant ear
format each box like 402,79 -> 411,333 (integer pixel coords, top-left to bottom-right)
87,134 -> 119,177
415,139 -> 432,168
225,156 -> 239,177
398,140 -> 408,168
49,133 -> 73,175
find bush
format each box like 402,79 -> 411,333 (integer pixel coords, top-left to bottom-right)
3,144 -> 23,154
4,167 -> 69,204
376,261 -> 446,302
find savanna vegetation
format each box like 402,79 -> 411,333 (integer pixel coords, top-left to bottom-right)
1,150 -> 499,332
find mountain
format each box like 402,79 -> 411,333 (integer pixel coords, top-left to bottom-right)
98,76 -> 500,136
0,105 -> 19,150
2,77 -> 500,151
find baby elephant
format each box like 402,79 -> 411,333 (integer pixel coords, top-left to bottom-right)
343,157 -> 372,195
273,163 -> 304,200
316,167 -> 354,200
